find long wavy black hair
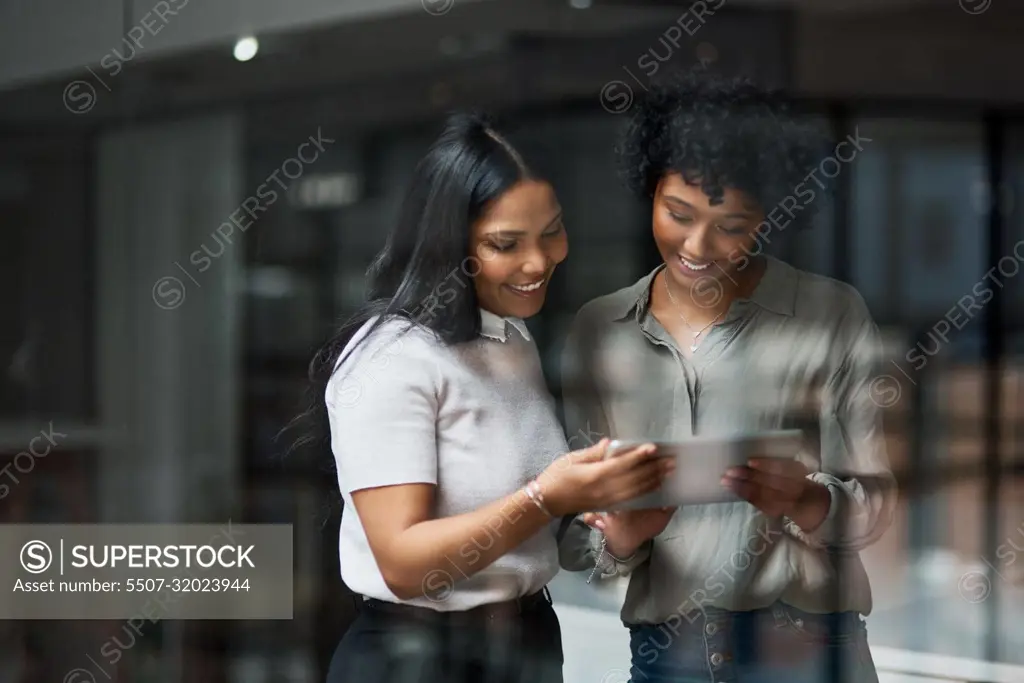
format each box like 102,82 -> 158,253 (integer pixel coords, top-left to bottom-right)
287,111 -> 535,485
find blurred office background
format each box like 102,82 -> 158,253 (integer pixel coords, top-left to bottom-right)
1,0 -> 1023,681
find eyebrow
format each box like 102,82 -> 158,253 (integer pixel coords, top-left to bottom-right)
483,210 -> 563,238
663,195 -> 756,220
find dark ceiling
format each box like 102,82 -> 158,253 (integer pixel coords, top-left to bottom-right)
0,0 -> 1012,133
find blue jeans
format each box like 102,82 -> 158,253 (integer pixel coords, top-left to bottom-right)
627,602 -> 879,683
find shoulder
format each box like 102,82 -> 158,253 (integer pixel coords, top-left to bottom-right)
348,315 -> 443,361
569,275 -> 652,332
332,315 -> 447,387
787,266 -> 881,368
326,316 -> 445,413
790,266 -> 873,328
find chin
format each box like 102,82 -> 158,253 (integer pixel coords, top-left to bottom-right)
499,284 -> 548,318
510,298 -> 545,319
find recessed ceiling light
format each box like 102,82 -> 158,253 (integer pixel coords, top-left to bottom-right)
569,0 -> 592,8
233,36 -> 259,62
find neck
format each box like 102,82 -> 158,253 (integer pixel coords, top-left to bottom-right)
659,256 -> 765,323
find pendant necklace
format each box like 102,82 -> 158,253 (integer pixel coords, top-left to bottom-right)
664,276 -> 725,352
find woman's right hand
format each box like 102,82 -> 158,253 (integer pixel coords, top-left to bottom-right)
536,438 -> 675,517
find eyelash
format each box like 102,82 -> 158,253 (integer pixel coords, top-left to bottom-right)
488,222 -> 564,252
668,212 -> 745,236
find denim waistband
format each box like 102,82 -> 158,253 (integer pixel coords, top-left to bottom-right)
626,602 -> 866,646
626,602 -> 872,683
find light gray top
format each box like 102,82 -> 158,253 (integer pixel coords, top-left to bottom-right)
559,255 -> 897,624
326,308 -> 619,611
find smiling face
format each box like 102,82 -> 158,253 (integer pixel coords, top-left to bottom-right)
652,172 -> 765,294
470,179 -> 568,319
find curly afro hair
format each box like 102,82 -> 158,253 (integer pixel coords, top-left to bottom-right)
617,69 -> 834,231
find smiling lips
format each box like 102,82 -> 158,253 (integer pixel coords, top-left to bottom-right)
678,255 -> 712,271
507,279 -> 545,293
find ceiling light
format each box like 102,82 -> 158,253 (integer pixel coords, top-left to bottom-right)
233,36 -> 259,62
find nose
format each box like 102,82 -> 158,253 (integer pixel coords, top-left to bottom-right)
521,247 -> 548,278
682,222 -> 715,258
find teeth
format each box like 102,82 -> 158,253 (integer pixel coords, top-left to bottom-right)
509,280 -> 544,292
679,256 -> 710,270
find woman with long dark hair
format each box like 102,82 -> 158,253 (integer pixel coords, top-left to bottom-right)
561,72 -> 898,682
309,112 -> 673,683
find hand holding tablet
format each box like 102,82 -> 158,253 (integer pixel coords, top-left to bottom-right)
597,430 -> 806,511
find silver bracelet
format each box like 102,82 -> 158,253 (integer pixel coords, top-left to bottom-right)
523,480 -> 553,518
586,532 -> 638,584
586,534 -> 607,585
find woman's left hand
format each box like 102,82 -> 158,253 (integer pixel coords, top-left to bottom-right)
722,458 -> 831,532
581,507 -> 676,559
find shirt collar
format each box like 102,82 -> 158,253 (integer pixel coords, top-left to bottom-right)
609,255 -> 798,322
479,308 -> 532,343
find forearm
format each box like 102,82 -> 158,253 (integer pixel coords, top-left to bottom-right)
384,487 -> 552,599
785,480 -> 832,535
785,473 -> 897,551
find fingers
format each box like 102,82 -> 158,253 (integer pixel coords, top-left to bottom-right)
603,446 -> 670,478
724,466 -> 803,499
722,476 -> 760,504
722,473 -> 792,518
747,457 -> 809,478
620,471 -> 666,502
611,461 -> 672,496
598,453 -> 672,503
570,438 -> 610,464
601,442 -> 656,468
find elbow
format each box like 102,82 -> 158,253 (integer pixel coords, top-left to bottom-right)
379,563 -> 427,601
837,480 -> 899,551
381,572 -> 424,601
861,484 -> 898,549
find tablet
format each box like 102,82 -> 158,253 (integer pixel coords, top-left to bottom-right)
599,429 -> 805,511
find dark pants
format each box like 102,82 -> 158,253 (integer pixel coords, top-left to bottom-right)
326,590 -> 564,683
627,602 -> 879,683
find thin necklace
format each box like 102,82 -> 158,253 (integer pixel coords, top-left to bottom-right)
664,275 -> 725,353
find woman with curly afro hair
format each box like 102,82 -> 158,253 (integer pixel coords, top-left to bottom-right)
558,70 -> 897,682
